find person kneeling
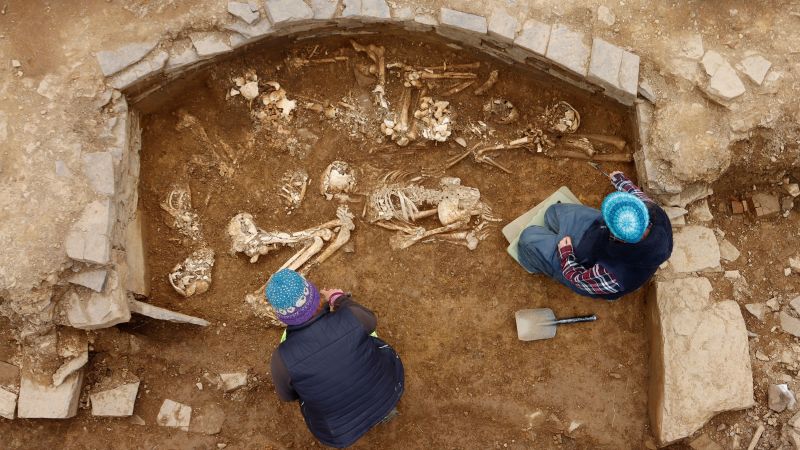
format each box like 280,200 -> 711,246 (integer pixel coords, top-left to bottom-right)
517,171 -> 673,300
266,268 -> 404,448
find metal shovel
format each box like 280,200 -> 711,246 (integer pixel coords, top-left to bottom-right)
515,308 -> 597,341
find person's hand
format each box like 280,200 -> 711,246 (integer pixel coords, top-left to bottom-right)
609,170 -> 623,180
558,236 -> 572,250
320,288 -> 338,302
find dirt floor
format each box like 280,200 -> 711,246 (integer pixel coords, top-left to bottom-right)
118,33 -> 644,449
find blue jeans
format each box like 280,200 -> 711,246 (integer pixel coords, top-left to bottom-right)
517,204 -> 601,295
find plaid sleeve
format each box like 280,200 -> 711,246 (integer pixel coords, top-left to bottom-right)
558,244 -> 622,295
611,172 -> 653,204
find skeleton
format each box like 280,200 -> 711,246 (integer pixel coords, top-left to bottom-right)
234,206 -> 356,325
320,161 -> 357,201
366,177 -> 499,250
160,185 -> 203,241
169,248 -> 215,297
279,169 -> 309,212
483,99 -> 519,124
228,204 -> 355,266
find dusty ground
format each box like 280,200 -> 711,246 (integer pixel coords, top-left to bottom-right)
135,34 -> 645,449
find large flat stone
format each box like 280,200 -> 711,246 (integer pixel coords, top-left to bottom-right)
189,403 -> 226,435
96,41 -> 158,76
264,0 -> 313,25
0,388 -> 16,419
65,199 -> 115,265
128,299 -> 209,326
513,19 -> 550,56
587,38 -> 639,105
225,19 -> 273,40
648,277 -> 753,445
189,32 -> 234,58
487,9 -> 518,43
17,371 -> 84,419
67,269 -> 108,293
124,212 -> 150,296
109,50 -> 169,90
669,226 -> 721,273
545,24 -> 590,76
309,0 -> 337,19
342,0 -> 391,20
228,1 -> 260,23
81,151 -> 115,196
439,7 -> 487,34
66,278 -> 132,330
706,63 -> 745,102
739,55 -> 771,86
91,381 -> 140,416
166,39 -> 202,71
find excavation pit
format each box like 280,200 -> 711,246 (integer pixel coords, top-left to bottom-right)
130,29 -> 648,447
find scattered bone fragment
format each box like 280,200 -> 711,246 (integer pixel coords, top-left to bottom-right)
287,55 -> 348,70
320,161 -> 357,200
168,248 -> 215,297
483,99 -> 518,124
259,81 -> 297,119
279,169 -> 309,212
414,96 -> 452,142
381,86 -> 416,146
543,101 -> 580,133
442,79 -> 475,96
161,185 -> 203,241
239,81 -> 259,100
473,70 -> 499,95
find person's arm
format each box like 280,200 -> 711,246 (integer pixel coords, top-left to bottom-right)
610,171 -> 653,204
558,241 -> 622,296
326,290 -> 377,333
270,351 -> 299,402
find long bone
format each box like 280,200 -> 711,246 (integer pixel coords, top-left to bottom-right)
389,221 -> 467,250
228,213 -> 341,263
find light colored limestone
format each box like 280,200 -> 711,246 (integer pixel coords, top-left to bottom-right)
669,226 -> 721,273
648,277 -> 753,445
82,152 -> 115,196
109,50 -> 169,90
439,7 -> 487,34
740,55 -> 771,85
487,9 -> 518,43
189,32 -> 234,57
513,19 -> 550,56
219,373 -> 247,392
157,399 -> 192,430
264,0 -> 314,25
228,1 -> 260,24
96,41 -> 158,76
67,269 -> 108,293
91,381 -> 140,416
17,371 -> 84,419
128,299 -> 209,326
65,199 -> 115,265
545,24 -> 590,76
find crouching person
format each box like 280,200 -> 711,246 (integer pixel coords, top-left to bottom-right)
266,268 -> 405,448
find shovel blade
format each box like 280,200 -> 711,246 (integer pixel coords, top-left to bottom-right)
515,308 -> 557,341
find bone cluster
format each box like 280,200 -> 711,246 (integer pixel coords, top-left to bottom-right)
414,97 -> 452,143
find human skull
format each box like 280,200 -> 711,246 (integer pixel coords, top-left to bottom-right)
320,161 -> 357,200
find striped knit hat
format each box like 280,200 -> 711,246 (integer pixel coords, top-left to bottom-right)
265,269 -> 320,326
601,192 -> 649,243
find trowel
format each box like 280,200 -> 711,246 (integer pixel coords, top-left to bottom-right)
515,308 -> 597,341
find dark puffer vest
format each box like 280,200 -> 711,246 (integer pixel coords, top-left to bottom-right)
574,203 -> 673,300
278,307 -> 404,448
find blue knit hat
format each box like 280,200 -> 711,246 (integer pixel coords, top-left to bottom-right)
265,269 -> 320,326
601,192 -> 649,243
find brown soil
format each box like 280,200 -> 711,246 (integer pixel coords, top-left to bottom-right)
5,33 -> 648,449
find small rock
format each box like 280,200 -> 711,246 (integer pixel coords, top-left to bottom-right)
782,196 -> 795,213
790,296 -> 800,315
731,199 -> 746,214
189,403 -> 226,435
718,239 -> 740,262
567,420 -> 581,433
679,33 -> 704,60
739,55 -> 771,86
597,5 -> 615,26
785,183 -> 800,198
689,199 -> 713,222
724,270 -> 741,279
768,384 -> 796,412
701,50 -> 725,76
157,399 -> 192,430
767,298 -> 780,311
219,373 -> 247,392
17,372 -> 84,419
129,414 -> 146,425
755,350 -> 769,361
790,257 -> 800,274
786,268 -> 793,277
227,1 -> 260,24
90,382 -> 140,417
196,382 -> 203,390
706,63 -> 746,102
10,59 -> 21,68
0,388 -> 16,419
781,311 -> 800,338
455,137 -> 466,147
752,193 -> 781,217
745,303 -> 767,322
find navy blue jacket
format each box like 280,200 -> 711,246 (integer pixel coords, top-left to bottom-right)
277,306 -> 404,448
574,203 -> 673,300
